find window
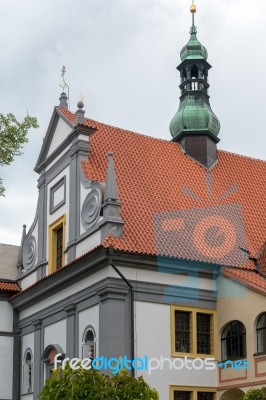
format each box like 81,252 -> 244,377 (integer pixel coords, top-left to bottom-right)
171,306 -> 216,358
257,313 -> 266,354
221,321 -> 246,361
82,326 -> 96,360
48,214 -> 66,273
171,386 -> 216,400
174,391 -> 191,400
42,345 -> 65,381
23,349 -> 33,394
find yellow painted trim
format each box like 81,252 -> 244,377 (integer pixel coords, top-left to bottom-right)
170,305 -> 217,359
169,385 -> 217,400
48,214 -> 66,274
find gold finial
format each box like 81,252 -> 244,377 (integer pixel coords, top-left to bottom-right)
190,0 -> 196,14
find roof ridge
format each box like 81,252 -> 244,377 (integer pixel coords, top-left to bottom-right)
58,106 -> 178,144
218,148 -> 266,164
58,107 -> 266,163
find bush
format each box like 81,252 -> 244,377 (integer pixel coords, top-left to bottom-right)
39,362 -> 159,400
241,388 -> 266,400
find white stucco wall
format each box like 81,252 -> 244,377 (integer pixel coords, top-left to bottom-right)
75,230 -> 102,258
135,301 -> 217,399
20,264 -> 215,320
0,301 -> 13,331
21,271 -> 37,291
44,319 -> 66,352
0,336 -> 13,399
21,332 -> 34,359
19,267 -> 110,320
78,305 -> 99,359
47,118 -> 72,157
110,266 -> 215,291
47,144 -> 71,169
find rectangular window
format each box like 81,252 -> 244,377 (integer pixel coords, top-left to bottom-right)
171,387 -> 216,400
197,313 -> 211,354
198,393 -> 214,400
175,311 -> 191,353
174,391 -> 192,400
56,226 -> 63,269
171,305 -> 216,358
48,215 -> 66,274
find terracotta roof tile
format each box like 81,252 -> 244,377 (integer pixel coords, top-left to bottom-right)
58,107 -> 97,129
59,109 -> 266,270
256,242 -> 266,276
0,281 -> 20,292
223,268 -> 266,293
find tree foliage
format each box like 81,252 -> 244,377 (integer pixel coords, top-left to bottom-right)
0,112 -> 38,195
39,363 -> 159,400
241,388 -> 266,400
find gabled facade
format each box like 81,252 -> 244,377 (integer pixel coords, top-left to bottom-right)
1,3 -> 266,400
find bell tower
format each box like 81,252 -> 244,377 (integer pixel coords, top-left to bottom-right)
170,2 -> 220,168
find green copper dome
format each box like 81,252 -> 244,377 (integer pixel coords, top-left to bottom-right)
170,94 -> 220,139
169,7 -> 220,142
180,31 -> 208,61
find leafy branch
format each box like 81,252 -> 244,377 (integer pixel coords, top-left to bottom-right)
0,113 -> 39,195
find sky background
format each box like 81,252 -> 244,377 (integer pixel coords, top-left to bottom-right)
0,0 -> 265,245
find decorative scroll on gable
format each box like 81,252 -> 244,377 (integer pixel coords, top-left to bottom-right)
21,219 -> 38,272
81,182 -> 103,231
79,152 -> 124,240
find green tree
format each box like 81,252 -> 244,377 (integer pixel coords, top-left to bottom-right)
39,363 -> 159,400
0,112 -> 38,195
241,388 -> 266,400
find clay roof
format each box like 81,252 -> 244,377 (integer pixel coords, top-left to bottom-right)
257,242 -> 266,276
0,281 -> 20,293
58,107 -> 266,285
223,268 -> 266,293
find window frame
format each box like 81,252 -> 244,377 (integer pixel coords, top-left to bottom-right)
48,214 -> 66,274
82,325 -> 97,360
22,348 -> 33,395
171,305 -> 217,358
221,320 -> 246,361
256,312 -> 266,354
170,385 -> 217,400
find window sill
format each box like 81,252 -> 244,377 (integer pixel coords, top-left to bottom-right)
253,352 -> 266,358
172,352 -> 217,359
219,356 -> 247,363
21,393 -> 33,396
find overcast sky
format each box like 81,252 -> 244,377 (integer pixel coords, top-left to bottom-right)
0,0 -> 265,245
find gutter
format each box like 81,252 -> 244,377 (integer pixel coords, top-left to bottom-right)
110,263 -> 135,377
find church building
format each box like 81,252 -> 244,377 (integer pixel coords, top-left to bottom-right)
1,3 -> 266,400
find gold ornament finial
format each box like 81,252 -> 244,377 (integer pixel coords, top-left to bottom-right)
190,0 -> 196,13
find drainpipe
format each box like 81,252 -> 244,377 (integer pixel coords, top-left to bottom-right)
110,263 -> 135,377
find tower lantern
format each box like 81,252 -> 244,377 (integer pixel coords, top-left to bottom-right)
170,2 -> 220,169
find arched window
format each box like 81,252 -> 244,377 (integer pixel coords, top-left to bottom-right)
257,313 -> 266,353
82,326 -> 96,360
191,64 -> 198,79
221,321 -> 246,361
23,349 -> 33,394
42,345 -> 65,380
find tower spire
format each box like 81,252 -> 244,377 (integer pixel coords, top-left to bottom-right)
190,1 -> 197,36
169,1 -> 221,169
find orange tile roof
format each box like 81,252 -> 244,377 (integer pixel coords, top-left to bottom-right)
58,107 -> 266,272
0,281 -> 20,293
257,242 -> 266,276
223,268 -> 266,294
